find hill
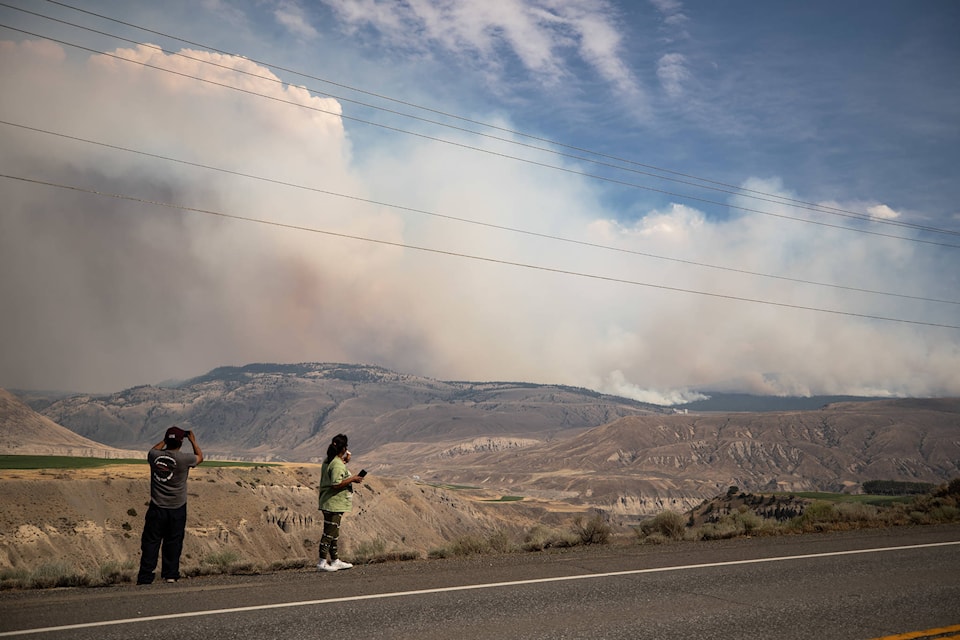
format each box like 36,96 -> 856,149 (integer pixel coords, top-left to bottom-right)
0,389 -> 137,458
27,363 -> 665,460
362,398 -> 960,515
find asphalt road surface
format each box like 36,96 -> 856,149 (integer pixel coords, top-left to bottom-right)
2,524 -> 959,640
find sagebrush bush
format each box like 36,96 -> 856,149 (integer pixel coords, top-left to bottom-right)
97,560 -> 133,586
697,521 -> 743,541
638,510 -> 686,540
448,534 -> 493,556
522,525 -> 577,551
572,513 -> 611,545
202,549 -> 241,568
29,562 -> 89,589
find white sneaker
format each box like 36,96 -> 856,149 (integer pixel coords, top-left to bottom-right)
330,559 -> 353,570
317,560 -> 338,572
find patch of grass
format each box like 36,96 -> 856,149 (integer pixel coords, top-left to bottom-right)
0,455 -> 146,469
787,491 -> 912,505
482,496 -> 524,502
190,549 -> 257,576
266,558 -> 312,571
350,537 -> 421,564
0,562 -> 92,590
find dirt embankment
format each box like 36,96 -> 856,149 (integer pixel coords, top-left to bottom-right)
0,464 -> 583,577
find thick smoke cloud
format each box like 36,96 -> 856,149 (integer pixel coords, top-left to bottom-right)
1,40 -> 958,401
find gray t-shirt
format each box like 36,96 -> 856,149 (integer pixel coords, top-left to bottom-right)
148,448 -> 198,509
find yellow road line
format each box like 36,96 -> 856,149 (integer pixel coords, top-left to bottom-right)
868,625 -> 960,640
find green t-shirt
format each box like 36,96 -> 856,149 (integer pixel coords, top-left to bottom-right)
318,456 -> 352,513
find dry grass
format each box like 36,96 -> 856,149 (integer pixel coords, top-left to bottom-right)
634,478 -> 960,544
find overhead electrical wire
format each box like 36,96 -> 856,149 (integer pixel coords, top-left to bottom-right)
4,1 -> 960,240
35,0 -> 960,236
3,118 -> 958,309
2,20 -> 959,253
1,4 -> 957,327
3,172 -> 957,331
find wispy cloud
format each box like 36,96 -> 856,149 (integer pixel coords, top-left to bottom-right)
273,0 -> 319,39
320,0 -> 644,101
656,52 -> 689,98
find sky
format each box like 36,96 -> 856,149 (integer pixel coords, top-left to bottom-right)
1,0 -> 958,403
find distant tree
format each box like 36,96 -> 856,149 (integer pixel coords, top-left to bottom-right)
726,486 -> 740,498
863,480 -> 935,496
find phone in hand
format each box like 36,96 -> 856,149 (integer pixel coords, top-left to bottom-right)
358,469 -> 367,477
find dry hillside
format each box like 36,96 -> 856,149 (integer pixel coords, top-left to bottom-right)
0,389 -> 138,458
0,463 -> 583,578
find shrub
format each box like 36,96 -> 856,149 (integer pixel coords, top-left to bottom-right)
928,505 -> 960,523
835,502 -> 880,524
448,534 -> 492,556
30,562 -> 90,589
639,532 -> 670,545
203,549 -> 241,568
696,521 -> 742,540
0,567 -> 31,590
794,501 -> 840,530
732,510 -> 763,534
639,511 -> 686,541
572,514 -> 611,545
96,561 -> 133,585
522,525 -> 577,551
351,537 -> 421,564
267,558 -> 312,571
196,549 -> 256,575
486,529 -> 513,554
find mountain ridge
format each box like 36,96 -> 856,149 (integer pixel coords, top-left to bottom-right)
6,363 -> 959,516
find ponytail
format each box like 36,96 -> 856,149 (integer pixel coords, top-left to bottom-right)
324,433 -> 349,464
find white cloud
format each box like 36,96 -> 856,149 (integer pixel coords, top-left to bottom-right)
867,204 -> 900,220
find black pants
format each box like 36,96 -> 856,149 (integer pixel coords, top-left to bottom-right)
137,502 -> 187,584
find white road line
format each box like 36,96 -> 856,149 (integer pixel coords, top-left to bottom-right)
2,540 -> 958,637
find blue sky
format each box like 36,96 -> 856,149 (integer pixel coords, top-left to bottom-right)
1,0 -> 958,401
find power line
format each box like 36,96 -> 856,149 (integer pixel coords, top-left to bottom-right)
4,118 -> 958,308
3,20 -> 960,252
7,1 -> 960,240
2,172 -> 958,330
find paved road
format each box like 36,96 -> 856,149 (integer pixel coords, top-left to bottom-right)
2,524 -> 959,640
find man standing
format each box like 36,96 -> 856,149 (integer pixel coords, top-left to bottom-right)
137,426 -> 203,584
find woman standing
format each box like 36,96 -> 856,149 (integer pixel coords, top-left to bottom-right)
317,434 -> 364,572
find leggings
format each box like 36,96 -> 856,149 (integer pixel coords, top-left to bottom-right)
318,510 -> 343,561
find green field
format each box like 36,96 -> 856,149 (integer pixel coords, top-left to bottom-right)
0,455 -> 277,470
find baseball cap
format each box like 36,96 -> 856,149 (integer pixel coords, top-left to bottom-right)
165,426 -> 186,446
